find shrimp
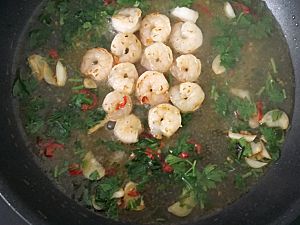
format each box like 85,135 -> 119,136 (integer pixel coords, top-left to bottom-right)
148,103 -> 182,139
114,114 -> 143,144
170,82 -> 205,113
169,22 -> 203,54
111,33 -> 142,64
111,8 -> 142,33
80,48 -> 113,82
170,54 -> 201,82
102,91 -> 133,121
141,42 -> 173,73
136,71 -> 170,106
139,13 -> 171,46
108,62 -> 138,94
171,7 -> 199,23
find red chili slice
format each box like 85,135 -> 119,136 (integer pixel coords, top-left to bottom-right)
44,142 -> 64,158
116,96 -> 128,110
196,3 -> 213,17
68,163 -> 82,176
127,189 -> 140,197
188,139 -> 202,155
256,100 -> 264,121
141,96 -> 149,104
79,89 -> 98,112
145,148 -> 155,160
162,162 -> 173,173
232,2 -> 251,14
105,168 -> 117,177
48,49 -> 59,60
179,152 -> 190,159
103,0 -> 115,6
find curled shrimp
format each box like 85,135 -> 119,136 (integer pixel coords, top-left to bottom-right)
139,13 -> 171,46
80,48 -> 113,82
111,33 -> 142,64
102,91 -> 133,121
111,8 -> 142,33
114,114 -> 143,144
170,22 -> 203,54
141,42 -> 173,73
170,82 -> 205,113
108,62 -> 138,95
148,103 -> 182,139
136,71 -> 170,106
170,54 -> 201,82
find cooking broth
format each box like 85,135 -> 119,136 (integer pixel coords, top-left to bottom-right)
13,0 -> 294,224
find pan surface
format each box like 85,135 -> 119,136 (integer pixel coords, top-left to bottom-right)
0,0 -> 300,225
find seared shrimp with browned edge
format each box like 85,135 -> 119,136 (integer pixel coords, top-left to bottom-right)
102,91 -> 133,121
139,13 -> 171,46
148,103 -> 182,139
170,82 -> 205,113
136,71 -> 170,106
111,33 -> 142,64
112,8 -> 142,33
108,62 -> 138,95
80,48 -> 113,82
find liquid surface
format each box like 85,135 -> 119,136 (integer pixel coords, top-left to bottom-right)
13,0 -> 294,224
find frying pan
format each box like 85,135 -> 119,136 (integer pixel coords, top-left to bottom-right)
0,0 -> 300,224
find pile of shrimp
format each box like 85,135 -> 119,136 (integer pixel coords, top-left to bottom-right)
80,6 -> 205,143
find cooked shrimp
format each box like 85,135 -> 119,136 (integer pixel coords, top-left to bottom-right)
114,114 -> 143,144
141,42 -> 173,73
171,7 -> 199,23
102,91 -> 133,121
136,71 -> 170,106
139,13 -> 171,46
111,8 -> 142,33
80,48 -> 113,82
169,22 -> 203,54
108,62 -> 138,94
170,54 -> 201,82
170,82 -> 205,113
111,33 -> 142,64
148,103 -> 182,139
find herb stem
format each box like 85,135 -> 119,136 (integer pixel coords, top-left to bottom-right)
72,85 -> 85,90
69,78 -> 83,82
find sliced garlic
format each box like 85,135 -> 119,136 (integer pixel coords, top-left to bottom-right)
228,131 -> 257,142
224,2 -> 236,19
245,157 -> 268,169
111,188 -> 125,199
84,78 -> 97,89
28,54 -> 53,81
230,88 -> 250,101
56,61 -> 67,86
212,55 -> 226,75
168,191 -> 196,217
82,151 -> 105,180
261,110 -> 289,130
171,7 -> 199,23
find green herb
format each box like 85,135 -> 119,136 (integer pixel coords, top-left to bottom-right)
117,0 -> 150,11
53,161 -> 69,178
265,75 -> 286,104
94,177 -> 121,219
181,113 -> 193,126
71,93 -> 93,108
68,78 -> 83,83
172,0 -> 195,7
168,133 -> 194,156
260,126 -> 284,160
166,154 -> 225,208
46,106 -> 83,141
89,170 -> 100,181
271,110 -> 283,121
85,108 -> 106,129
72,85 -> 85,90
13,73 -> 38,98
73,140 -> 86,159
29,28 -> 52,49
135,137 -> 160,149
24,97 -> 46,134
230,138 -> 252,160
212,87 -> 256,120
